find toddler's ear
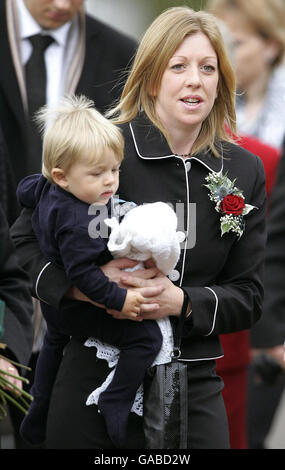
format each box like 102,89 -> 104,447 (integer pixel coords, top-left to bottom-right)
51,167 -> 68,189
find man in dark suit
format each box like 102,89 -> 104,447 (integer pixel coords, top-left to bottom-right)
0,0 -> 137,195
0,123 -> 18,225
0,202 -> 33,445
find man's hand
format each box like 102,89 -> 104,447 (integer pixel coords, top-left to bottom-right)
0,357 -> 22,395
251,346 -> 285,371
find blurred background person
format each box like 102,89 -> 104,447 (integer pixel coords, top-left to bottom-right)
247,146 -> 285,449
214,133 -> 280,449
206,0 -> 285,150
0,203 -> 33,448
0,0 -> 137,218
0,123 -> 18,226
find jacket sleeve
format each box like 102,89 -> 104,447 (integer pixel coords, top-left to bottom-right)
0,206 -> 33,366
10,208 -> 72,309
183,156 -> 267,338
251,149 -> 285,347
57,227 -> 127,311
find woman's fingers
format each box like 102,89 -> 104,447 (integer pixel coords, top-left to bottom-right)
121,272 -> 167,289
125,266 -> 159,279
120,275 -> 150,288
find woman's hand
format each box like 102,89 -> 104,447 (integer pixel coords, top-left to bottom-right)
101,257 -> 160,286
66,258 -> 165,321
0,357 -> 22,395
118,271 -> 186,320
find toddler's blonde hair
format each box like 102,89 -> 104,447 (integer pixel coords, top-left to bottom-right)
36,95 -> 124,183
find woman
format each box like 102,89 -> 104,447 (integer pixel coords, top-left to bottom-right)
206,0 -> 285,150
11,7 -> 266,449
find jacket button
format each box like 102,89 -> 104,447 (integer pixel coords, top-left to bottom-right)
185,161 -> 191,172
169,269 -> 180,281
177,231 -> 186,242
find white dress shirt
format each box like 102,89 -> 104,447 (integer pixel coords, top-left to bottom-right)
17,0 -> 79,109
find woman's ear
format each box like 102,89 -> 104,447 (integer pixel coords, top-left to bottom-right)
51,167 -> 69,189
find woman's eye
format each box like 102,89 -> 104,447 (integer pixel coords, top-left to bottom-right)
202,65 -> 216,72
171,63 -> 185,71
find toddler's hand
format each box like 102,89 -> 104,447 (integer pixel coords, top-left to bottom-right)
121,290 -> 146,319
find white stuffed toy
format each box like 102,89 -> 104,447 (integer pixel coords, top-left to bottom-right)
104,201 -> 181,275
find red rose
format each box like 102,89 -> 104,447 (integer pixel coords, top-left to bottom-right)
220,194 -> 245,215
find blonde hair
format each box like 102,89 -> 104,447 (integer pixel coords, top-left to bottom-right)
206,0 -> 285,66
37,95 -> 124,183
108,6 -> 236,158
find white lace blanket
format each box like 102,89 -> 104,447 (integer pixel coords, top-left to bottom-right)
84,317 -> 173,416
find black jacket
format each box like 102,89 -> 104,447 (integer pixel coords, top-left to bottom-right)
0,2 -> 137,185
0,123 -> 18,225
0,205 -> 33,367
11,114 -> 267,361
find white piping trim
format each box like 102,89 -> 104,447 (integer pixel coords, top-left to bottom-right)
204,286 -> 218,336
190,149 -> 224,174
129,123 -> 174,160
176,156 -> 190,287
35,262 -> 51,302
178,354 -> 224,362
129,123 -> 225,174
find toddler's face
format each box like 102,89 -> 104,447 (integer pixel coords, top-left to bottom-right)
64,149 -> 120,205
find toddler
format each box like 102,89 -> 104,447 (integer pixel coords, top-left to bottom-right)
17,95 -> 163,448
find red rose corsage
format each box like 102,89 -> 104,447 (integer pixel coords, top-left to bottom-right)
205,171 -> 257,238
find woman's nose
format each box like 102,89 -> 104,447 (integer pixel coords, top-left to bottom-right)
185,66 -> 201,88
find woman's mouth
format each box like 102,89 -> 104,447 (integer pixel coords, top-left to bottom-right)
181,96 -> 203,107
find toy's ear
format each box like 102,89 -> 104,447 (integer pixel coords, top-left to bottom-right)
105,217 -> 133,257
104,216 -> 120,230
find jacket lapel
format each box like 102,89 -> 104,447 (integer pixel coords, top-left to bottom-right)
129,113 -> 224,172
64,9 -> 85,95
75,14 -> 100,94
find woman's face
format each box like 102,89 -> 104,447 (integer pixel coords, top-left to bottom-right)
154,32 -> 219,137
220,10 -> 275,91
